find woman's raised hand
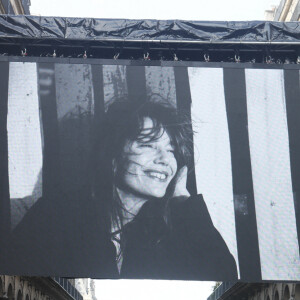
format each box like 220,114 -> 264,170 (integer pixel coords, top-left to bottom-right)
173,166 -> 190,198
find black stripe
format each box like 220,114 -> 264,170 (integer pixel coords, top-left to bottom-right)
90,64 -> 110,230
54,64 -> 95,194
126,66 -> 147,103
284,69 -> 300,252
223,68 -> 262,281
174,67 -> 197,196
90,64 -> 105,188
37,63 -> 61,199
0,62 -> 10,246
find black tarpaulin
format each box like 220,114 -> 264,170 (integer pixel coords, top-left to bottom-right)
0,15 -> 300,43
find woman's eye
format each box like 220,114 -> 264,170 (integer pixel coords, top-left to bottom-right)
167,149 -> 175,154
140,144 -> 154,149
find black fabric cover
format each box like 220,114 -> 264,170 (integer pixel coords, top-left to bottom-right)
0,15 -> 300,43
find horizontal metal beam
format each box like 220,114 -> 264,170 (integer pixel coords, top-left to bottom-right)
2,36 -> 300,45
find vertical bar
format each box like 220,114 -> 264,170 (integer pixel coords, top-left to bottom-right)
145,66 -> 177,107
92,64 -> 105,120
174,66 -> 197,195
7,62 -> 42,228
284,69 -> 300,252
126,66 -> 147,103
246,68 -> 300,280
223,68 -> 261,281
188,67 -> 239,276
91,64 -> 110,232
55,64 -> 94,120
54,64 -> 94,193
37,63 -> 60,199
102,65 -> 127,109
0,61 -> 10,253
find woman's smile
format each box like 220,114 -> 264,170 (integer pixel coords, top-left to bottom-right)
144,170 -> 168,181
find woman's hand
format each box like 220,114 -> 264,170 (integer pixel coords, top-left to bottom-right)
173,166 -> 190,198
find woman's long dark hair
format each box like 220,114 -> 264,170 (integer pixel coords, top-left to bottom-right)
91,100 -> 194,236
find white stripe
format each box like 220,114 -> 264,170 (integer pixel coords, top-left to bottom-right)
188,67 -> 239,277
7,62 -> 43,202
145,66 -> 176,107
245,69 -> 300,280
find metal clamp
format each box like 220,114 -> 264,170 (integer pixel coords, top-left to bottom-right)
83,50 -> 87,59
174,53 -> 178,61
266,55 -> 273,64
21,48 -> 27,57
53,50 -> 57,58
114,53 -> 120,60
235,55 -> 240,63
204,53 -> 210,62
144,52 -> 150,60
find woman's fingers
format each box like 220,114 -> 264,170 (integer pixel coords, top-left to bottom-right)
173,166 -> 190,197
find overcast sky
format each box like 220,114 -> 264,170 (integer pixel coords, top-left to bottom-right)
29,0 -> 279,299
30,0 -> 277,21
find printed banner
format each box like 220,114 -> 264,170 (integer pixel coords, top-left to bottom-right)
1,61 -> 300,281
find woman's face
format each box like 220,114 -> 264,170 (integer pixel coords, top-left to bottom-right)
118,117 -> 178,199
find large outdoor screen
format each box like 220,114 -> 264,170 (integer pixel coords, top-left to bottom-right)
0,59 -> 300,282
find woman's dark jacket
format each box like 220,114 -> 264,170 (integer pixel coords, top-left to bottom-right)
3,193 -> 238,281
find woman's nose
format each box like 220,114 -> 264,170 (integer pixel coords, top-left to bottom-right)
154,149 -> 169,165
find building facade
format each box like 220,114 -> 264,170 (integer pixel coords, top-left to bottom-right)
0,0 -> 30,15
208,282 -> 300,300
0,276 -> 97,300
265,0 -> 300,21
0,276 -> 84,300
75,280 -> 96,300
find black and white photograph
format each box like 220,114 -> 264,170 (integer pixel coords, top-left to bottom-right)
1,60 -> 300,282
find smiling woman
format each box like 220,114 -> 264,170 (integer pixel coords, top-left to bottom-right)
91,100 -> 238,279
6,99 -> 238,280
